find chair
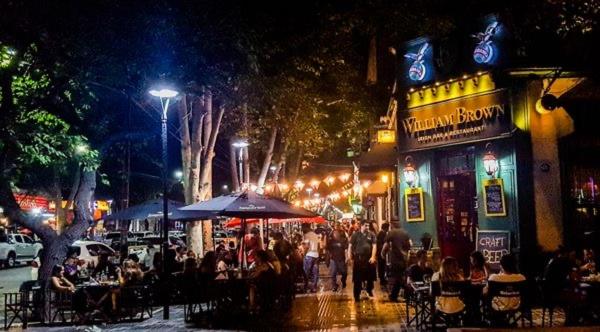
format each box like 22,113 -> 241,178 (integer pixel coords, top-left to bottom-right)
184,274 -> 217,323
538,277 -> 560,327
429,280 -> 469,331
119,285 -> 151,321
484,280 -> 532,327
47,290 -> 75,324
4,292 -> 26,329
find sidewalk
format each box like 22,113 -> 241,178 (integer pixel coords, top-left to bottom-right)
6,265 -> 568,331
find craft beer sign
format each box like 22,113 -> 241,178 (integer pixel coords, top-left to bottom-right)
398,90 -> 512,152
476,230 -> 510,270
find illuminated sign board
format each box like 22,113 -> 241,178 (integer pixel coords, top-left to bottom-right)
398,89 -> 512,152
376,130 -> 396,143
403,38 -> 434,84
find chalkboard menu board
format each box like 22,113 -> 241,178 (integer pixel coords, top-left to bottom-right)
476,230 -> 510,270
483,178 -> 506,217
405,187 -> 425,222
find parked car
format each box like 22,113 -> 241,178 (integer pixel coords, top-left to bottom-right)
0,233 -> 18,268
70,240 -> 115,268
132,231 -> 155,239
0,233 -> 43,268
102,231 -> 136,245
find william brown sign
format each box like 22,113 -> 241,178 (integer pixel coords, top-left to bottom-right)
398,90 -> 512,151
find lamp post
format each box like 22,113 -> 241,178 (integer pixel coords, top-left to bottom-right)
149,87 -> 178,320
232,140 -> 249,190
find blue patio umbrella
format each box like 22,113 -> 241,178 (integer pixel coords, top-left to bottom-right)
179,190 -> 317,219
103,199 -> 214,221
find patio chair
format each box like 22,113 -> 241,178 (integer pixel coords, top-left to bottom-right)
484,280 -> 532,327
429,280 -> 469,331
119,285 -> 152,321
47,290 -> 75,324
3,292 -> 26,329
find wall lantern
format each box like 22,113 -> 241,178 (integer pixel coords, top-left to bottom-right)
403,155 -> 418,188
483,143 -> 499,177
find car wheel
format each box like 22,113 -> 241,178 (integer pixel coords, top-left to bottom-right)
7,252 -> 16,268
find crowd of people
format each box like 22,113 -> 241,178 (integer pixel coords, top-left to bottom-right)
43,218 -> 598,325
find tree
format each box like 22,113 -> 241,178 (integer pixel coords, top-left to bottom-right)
0,41 -> 100,281
177,88 -> 225,255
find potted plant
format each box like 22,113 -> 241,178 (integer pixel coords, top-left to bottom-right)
421,232 -> 432,250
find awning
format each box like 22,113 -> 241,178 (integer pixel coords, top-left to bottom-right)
357,143 -> 397,168
364,180 -> 388,196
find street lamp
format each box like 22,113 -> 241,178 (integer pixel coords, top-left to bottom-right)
149,86 -> 178,320
403,156 -> 418,188
232,140 -> 249,190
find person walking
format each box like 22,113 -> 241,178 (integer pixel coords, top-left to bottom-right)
381,220 -> 411,302
349,220 -> 377,301
327,228 -> 349,291
376,222 -> 390,286
303,224 -> 320,292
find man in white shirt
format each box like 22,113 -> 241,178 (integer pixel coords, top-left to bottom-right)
303,224 -> 320,292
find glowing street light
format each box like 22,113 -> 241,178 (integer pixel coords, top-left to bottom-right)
149,84 -> 178,320
232,140 -> 250,189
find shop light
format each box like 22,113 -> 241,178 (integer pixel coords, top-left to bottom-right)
310,179 -> 321,188
339,173 -> 351,182
294,180 -> 305,190
483,143 -> 499,177
381,174 -> 389,184
403,156 -> 418,188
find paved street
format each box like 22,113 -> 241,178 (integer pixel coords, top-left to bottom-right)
0,265 -> 33,317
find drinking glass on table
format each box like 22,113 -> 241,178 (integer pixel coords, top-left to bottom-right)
423,274 -> 432,285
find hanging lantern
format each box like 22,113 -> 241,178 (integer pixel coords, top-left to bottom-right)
294,180 -> 305,190
403,155 -> 418,188
483,143 -> 499,177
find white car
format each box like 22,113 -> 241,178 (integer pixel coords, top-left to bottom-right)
132,231 -> 155,239
0,234 -> 43,267
71,240 -> 115,268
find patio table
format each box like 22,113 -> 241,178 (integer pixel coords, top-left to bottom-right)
74,281 -> 120,324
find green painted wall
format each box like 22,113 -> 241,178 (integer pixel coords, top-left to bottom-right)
398,138 -> 519,250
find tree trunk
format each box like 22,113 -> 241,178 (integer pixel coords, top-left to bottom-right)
367,34 -> 377,85
256,127 -> 278,192
289,145 -> 304,181
243,147 -> 250,189
229,136 -> 240,192
273,137 -> 289,184
39,169 -> 96,281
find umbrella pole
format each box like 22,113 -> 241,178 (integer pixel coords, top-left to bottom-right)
265,218 -> 269,249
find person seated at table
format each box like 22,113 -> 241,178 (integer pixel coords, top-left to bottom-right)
485,254 -> 526,311
469,251 -> 489,285
267,250 -> 282,275
431,257 -> 465,314
187,249 -> 197,260
216,250 -> 231,280
92,253 -> 119,280
245,227 -> 264,266
249,249 -> 277,312
407,249 -> 434,284
118,259 -> 144,287
580,248 -> 597,275
51,265 -> 76,293
199,251 -> 217,280
183,256 -> 198,279
63,253 -> 80,283
175,246 -> 186,263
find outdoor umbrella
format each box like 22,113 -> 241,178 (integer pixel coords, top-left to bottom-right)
224,216 -> 327,228
103,199 -> 214,221
179,190 -> 317,219
180,190 -> 318,268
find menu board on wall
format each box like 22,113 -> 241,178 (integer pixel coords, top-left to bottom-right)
476,230 -> 510,270
483,178 -> 506,217
405,187 -> 425,222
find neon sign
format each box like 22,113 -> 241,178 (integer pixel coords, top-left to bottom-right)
404,43 -> 429,81
472,21 -> 499,64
